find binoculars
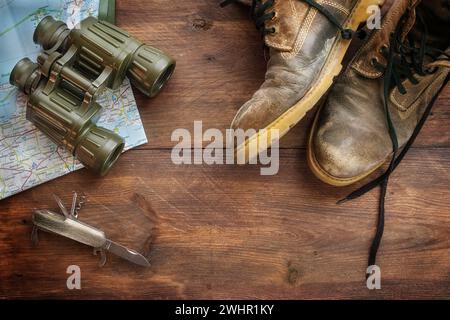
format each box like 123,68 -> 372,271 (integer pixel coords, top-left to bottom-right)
10,16 -> 176,176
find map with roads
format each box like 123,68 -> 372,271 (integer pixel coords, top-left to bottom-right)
0,0 -> 148,200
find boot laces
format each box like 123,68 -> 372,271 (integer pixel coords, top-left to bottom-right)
221,0 -> 365,39
338,9 -> 450,272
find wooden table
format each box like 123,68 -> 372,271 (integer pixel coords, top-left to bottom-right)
1,0 -> 449,299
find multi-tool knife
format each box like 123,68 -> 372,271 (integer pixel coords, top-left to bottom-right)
31,192 -> 150,267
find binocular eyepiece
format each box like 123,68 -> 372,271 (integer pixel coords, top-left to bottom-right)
10,15 -> 176,176
9,57 -> 40,95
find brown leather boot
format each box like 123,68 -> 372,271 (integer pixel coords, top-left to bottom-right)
308,0 -> 450,270
222,0 -> 385,159
308,0 -> 450,186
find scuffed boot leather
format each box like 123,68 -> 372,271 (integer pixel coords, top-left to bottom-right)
223,0 -> 385,159
308,0 -> 450,186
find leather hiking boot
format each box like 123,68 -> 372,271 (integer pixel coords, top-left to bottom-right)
222,0 -> 385,161
308,0 -> 450,187
308,0 -> 450,274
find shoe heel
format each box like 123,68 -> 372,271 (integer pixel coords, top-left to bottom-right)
345,0 -> 385,31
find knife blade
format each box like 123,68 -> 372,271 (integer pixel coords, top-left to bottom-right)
104,239 -> 150,267
53,194 -> 70,218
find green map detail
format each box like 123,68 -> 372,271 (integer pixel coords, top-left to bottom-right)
0,7 -> 47,37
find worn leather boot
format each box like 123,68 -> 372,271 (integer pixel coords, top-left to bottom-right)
308,0 -> 450,272
308,0 -> 450,186
222,0 -> 385,160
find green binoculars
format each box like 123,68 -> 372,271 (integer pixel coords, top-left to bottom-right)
10,16 -> 176,176
33,15 -> 176,97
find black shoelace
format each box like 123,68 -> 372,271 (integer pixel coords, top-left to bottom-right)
220,0 -> 365,39
338,10 -> 450,273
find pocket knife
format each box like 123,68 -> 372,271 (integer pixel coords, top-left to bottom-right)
31,192 -> 150,267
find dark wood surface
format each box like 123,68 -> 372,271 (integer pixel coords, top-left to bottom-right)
1,0 -> 449,299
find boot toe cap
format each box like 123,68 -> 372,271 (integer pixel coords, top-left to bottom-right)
311,109 -> 388,184
231,93 -> 282,133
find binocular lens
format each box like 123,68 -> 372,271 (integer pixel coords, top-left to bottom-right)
75,126 -> 125,176
154,63 -> 176,94
128,45 -> 176,98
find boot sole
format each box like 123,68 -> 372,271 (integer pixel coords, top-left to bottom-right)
233,0 -> 385,164
306,102 -> 386,187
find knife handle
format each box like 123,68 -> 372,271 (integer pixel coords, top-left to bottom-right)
32,209 -> 107,248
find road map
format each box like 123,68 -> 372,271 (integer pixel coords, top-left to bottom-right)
0,0 -> 148,200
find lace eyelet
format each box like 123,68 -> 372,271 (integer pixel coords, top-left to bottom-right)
270,11 -> 278,21
379,45 -> 388,54
341,29 -> 354,40
370,57 -> 379,66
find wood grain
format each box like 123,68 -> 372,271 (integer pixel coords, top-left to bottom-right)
0,0 -> 449,299
1,148 -> 449,299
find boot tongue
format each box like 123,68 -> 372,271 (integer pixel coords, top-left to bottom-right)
352,0 -> 421,79
410,0 -> 450,51
388,2 -> 450,114
420,0 -> 450,26
263,0 -> 310,51
390,47 -> 450,116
